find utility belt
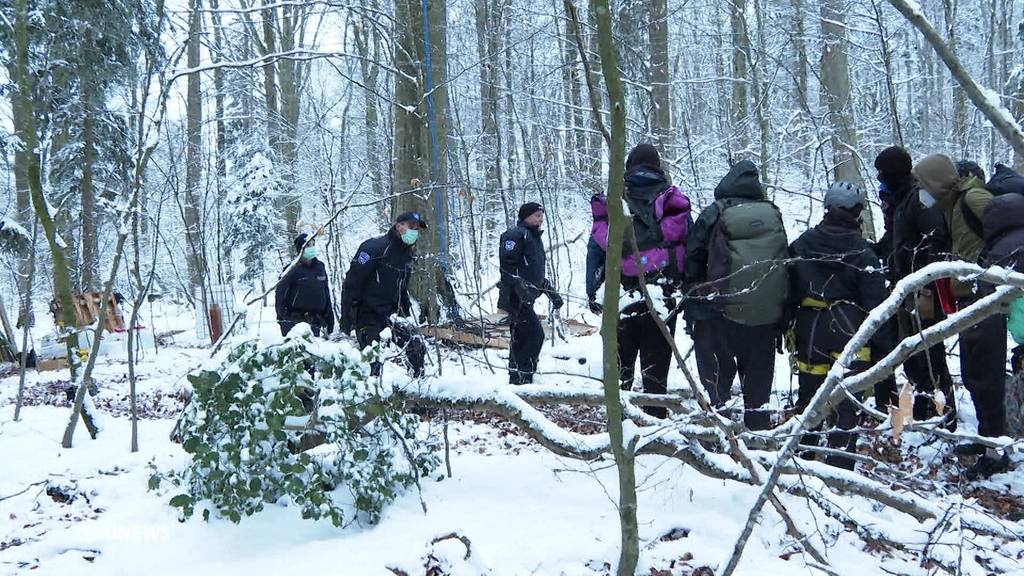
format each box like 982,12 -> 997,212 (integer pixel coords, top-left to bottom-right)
792,297 -> 870,375
794,347 -> 871,375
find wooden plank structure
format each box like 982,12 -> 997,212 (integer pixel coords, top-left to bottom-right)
50,292 -> 127,332
422,313 -> 597,350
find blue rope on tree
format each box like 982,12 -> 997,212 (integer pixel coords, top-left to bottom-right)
420,0 -> 448,275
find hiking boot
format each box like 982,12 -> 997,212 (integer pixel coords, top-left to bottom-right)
965,453 -> 1010,480
953,442 -> 987,456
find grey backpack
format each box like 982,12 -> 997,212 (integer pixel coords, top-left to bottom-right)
705,198 -> 789,326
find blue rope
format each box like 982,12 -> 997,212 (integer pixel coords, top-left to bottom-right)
420,0 -> 448,274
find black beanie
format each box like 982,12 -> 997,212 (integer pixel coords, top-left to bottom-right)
955,160 -> 986,182
626,143 -> 661,172
517,202 -> 544,222
293,233 -> 309,254
874,146 -> 912,178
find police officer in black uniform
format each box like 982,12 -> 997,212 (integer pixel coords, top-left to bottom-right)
498,203 -> 563,384
276,234 -> 335,337
339,211 -> 427,377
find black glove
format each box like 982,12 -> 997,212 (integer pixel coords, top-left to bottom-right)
587,298 -> 603,315
549,291 -> 564,310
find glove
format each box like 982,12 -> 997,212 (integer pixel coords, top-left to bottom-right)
587,298 -> 603,315
549,291 -> 564,310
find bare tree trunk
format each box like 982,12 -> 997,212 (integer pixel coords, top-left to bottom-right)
587,0 -> 638,571
942,0 -> 968,154
729,0 -> 750,157
184,0 -> 206,301
208,0 -> 229,284
79,72 -> 99,292
393,0 -> 458,323
886,0 -> 1024,161
278,5 -> 306,239
820,0 -> 872,238
870,0 -> 905,146
649,0 -> 671,157
354,1 -> 385,224
12,0 -> 82,381
9,68 -> 34,328
476,0 -> 503,231
13,219 -> 38,422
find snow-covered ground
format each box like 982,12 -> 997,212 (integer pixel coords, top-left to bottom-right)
2,300 -> 1024,576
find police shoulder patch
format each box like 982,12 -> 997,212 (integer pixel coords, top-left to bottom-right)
504,240 -> 516,251
357,251 -> 371,264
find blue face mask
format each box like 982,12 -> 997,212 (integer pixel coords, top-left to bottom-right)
303,246 -> 318,260
401,229 -> 419,245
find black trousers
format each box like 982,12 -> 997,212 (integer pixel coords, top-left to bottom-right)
508,302 -> 544,384
619,301 -> 676,418
693,315 -> 776,430
897,307 -> 957,425
791,306 -> 868,470
959,310 -> 1007,438
356,315 -> 426,378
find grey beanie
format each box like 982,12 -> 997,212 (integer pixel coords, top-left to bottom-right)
823,181 -> 863,210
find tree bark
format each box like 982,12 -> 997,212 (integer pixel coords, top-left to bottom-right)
589,0 -> 638,571
820,0 -> 873,238
393,0 -> 458,323
79,67 -> 99,292
12,0 -> 82,380
184,0 -> 206,302
9,63 -> 34,328
649,0 -> 671,157
729,0 -> 750,158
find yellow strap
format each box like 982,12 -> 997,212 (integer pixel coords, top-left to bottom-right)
800,297 -> 829,309
795,347 -> 871,375
795,359 -> 830,375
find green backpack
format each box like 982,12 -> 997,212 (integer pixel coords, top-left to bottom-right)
705,198 -> 789,326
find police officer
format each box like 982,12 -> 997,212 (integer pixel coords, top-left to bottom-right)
276,233 -> 335,337
339,211 -> 427,377
498,203 -> 563,384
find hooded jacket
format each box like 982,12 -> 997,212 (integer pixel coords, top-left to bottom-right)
915,156 -> 992,264
683,160 -> 764,287
983,193 -> 1024,271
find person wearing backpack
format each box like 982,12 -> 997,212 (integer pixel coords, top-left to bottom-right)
588,144 -> 691,417
875,146 -> 956,426
498,203 -> 564,384
787,182 -> 888,470
585,193 -> 609,315
684,160 -> 788,430
916,154 -> 1009,478
983,192 -> 1024,444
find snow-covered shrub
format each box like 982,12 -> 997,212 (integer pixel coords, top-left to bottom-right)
223,148 -> 282,287
154,327 -> 438,526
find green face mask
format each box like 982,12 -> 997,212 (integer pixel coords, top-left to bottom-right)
302,246 -> 318,260
401,229 -> 419,245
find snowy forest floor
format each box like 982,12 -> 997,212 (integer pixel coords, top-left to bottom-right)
2,304 -> 1024,575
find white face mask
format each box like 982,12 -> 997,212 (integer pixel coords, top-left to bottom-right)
919,189 -> 938,208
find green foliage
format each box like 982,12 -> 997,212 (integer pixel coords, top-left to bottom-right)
154,327 -> 438,526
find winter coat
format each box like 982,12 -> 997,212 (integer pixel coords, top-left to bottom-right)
983,193 -> 1024,344
586,195 -> 609,301
886,176 -> 950,282
339,228 -> 413,332
498,222 -> 548,311
788,209 -> 889,350
276,258 -> 335,331
683,160 -> 769,321
985,163 -> 1024,197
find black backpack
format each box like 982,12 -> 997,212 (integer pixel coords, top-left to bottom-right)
960,163 -> 1024,238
